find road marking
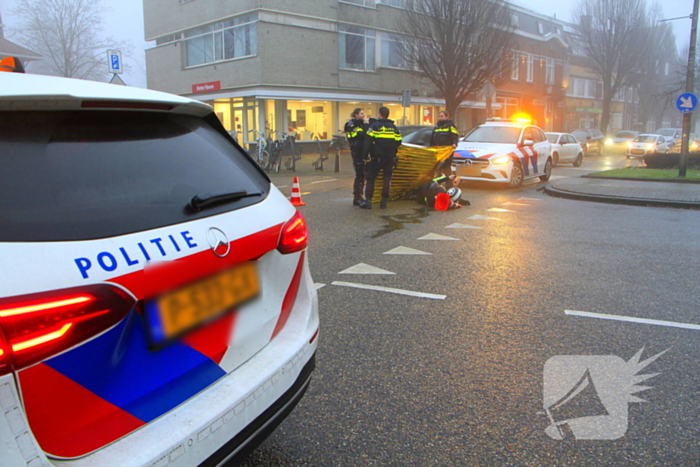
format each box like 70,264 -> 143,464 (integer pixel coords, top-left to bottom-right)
339,263 -> 396,275
301,192 -> 311,195
518,197 -> 544,201
566,309 -> 700,331
503,202 -> 530,206
310,179 -> 338,184
445,223 -> 482,229
418,233 -> 460,240
467,215 -> 500,220
315,283 -> 326,290
277,185 -> 288,188
383,246 -> 432,255
487,208 -> 514,212
332,281 -> 446,300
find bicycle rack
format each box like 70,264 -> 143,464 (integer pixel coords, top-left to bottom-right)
313,137 -> 326,171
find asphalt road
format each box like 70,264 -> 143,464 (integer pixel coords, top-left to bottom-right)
240,153 -> 700,466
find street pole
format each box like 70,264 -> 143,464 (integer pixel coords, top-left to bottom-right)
680,0 -> 700,177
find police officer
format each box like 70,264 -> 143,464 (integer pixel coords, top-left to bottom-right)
430,110 -> 460,177
344,108 -> 372,206
360,107 -> 402,210
416,174 -> 468,210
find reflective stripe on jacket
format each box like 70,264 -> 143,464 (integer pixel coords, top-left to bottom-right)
363,118 -> 402,160
430,120 -> 459,147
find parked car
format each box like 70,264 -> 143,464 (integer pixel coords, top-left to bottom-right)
655,128 -> 682,151
454,119 -> 553,188
401,126 -> 434,148
626,134 -> 670,158
604,131 -> 639,152
545,132 -> 585,167
0,68 -> 318,466
571,128 -> 604,155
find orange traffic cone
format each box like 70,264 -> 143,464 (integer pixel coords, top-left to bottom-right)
290,176 -> 306,206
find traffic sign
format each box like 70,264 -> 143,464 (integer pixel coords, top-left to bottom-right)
676,92 -> 697,113
107,50 -> 123,74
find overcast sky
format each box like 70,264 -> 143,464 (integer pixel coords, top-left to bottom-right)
1,0 -> 695,89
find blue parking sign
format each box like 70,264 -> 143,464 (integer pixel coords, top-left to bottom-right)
107,50 -> 123,74
676,92 -> 697,113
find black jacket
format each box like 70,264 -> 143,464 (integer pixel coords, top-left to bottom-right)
344,118 -> 369,151
363,118 -> 402,161
430,120 -> 459,147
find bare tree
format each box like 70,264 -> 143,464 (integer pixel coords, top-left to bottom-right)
10,0 -> 128,81
573,0 -> 656,134
397,0 -> 515,119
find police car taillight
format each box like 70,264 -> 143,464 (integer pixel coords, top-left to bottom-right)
277,210 -> 308,254
0,285 -> 134,375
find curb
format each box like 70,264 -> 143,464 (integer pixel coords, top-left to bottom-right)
543,183 -> 700,210
582,175 -> 700,184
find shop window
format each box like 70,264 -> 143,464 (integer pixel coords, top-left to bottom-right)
184,14 -> 257,67
339,26 -> 376,71
288,101 -> 335,141
511,53 -> 519,81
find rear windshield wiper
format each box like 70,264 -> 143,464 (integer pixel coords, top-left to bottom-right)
189,190 -> 262,212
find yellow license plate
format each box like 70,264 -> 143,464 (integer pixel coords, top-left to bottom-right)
155,262 -> 259,341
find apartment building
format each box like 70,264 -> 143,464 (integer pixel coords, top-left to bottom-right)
143,0 -> 569,145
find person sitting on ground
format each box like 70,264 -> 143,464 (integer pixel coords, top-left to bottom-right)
416,174 -> 469,210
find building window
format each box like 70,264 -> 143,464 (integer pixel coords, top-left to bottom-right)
613,87 -> 625,102
184,14 -> 257,67
664,62 -> 670,76
545,58 -> 555,85
511,14 -> 519,28
537,22 -> 544,35
567,77 -> 599,98
378,0 -> 404,7
341,0 -> 376,7
526,53 -> 534,82
511,53 -> 519,81
339,26 -> 376,71
380,34 -> 407,69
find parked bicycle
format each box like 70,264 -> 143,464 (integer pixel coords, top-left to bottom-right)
313,132 -> 347,171
248,129 -> 269,170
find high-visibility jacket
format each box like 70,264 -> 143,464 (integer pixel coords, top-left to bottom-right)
344,118 -> 369,151
363,118 -> 402,161
430,119 -> 459,147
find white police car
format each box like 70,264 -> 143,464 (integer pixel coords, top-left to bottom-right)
0,64 -> 318,466
454,119 -> 552,188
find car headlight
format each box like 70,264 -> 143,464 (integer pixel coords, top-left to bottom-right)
627,142 -> 632,148
492,155 -> 511,165
646,143 -> 654,150
605,138 -> 613,145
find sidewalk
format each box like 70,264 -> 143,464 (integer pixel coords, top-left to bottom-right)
545,176 -> 700,209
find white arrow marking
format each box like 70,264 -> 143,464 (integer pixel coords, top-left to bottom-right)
418,233 -> 460,240
338,263 -> 396,275
445,223 -> 482,229
487,208 -> 514,212
503,202 -> 530,206
383,246 -> 432,255
566,309 -> 700,331
467,215 -> 500,220
680,96 -> 694,108
332,281 -> 446,300
315,283 -> 326,290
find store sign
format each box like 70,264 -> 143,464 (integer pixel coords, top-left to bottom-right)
192,81 -> 221,93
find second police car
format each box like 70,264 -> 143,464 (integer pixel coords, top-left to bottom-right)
453,119 -> 553,188
0,60 -> 318,467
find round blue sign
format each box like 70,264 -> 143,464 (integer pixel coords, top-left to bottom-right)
676,92 -> 698,113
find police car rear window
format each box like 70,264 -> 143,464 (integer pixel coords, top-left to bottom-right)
0,111 -> 269,242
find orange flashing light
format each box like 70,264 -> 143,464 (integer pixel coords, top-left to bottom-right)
12,323 -> 73,352
0,295 -> 93,318
510,112 -> 532,124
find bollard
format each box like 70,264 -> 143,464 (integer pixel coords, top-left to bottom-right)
334,150 -> 340,173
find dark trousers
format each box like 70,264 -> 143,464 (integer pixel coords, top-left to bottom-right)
365,157 -> 394,201
351,147 -> 365,199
